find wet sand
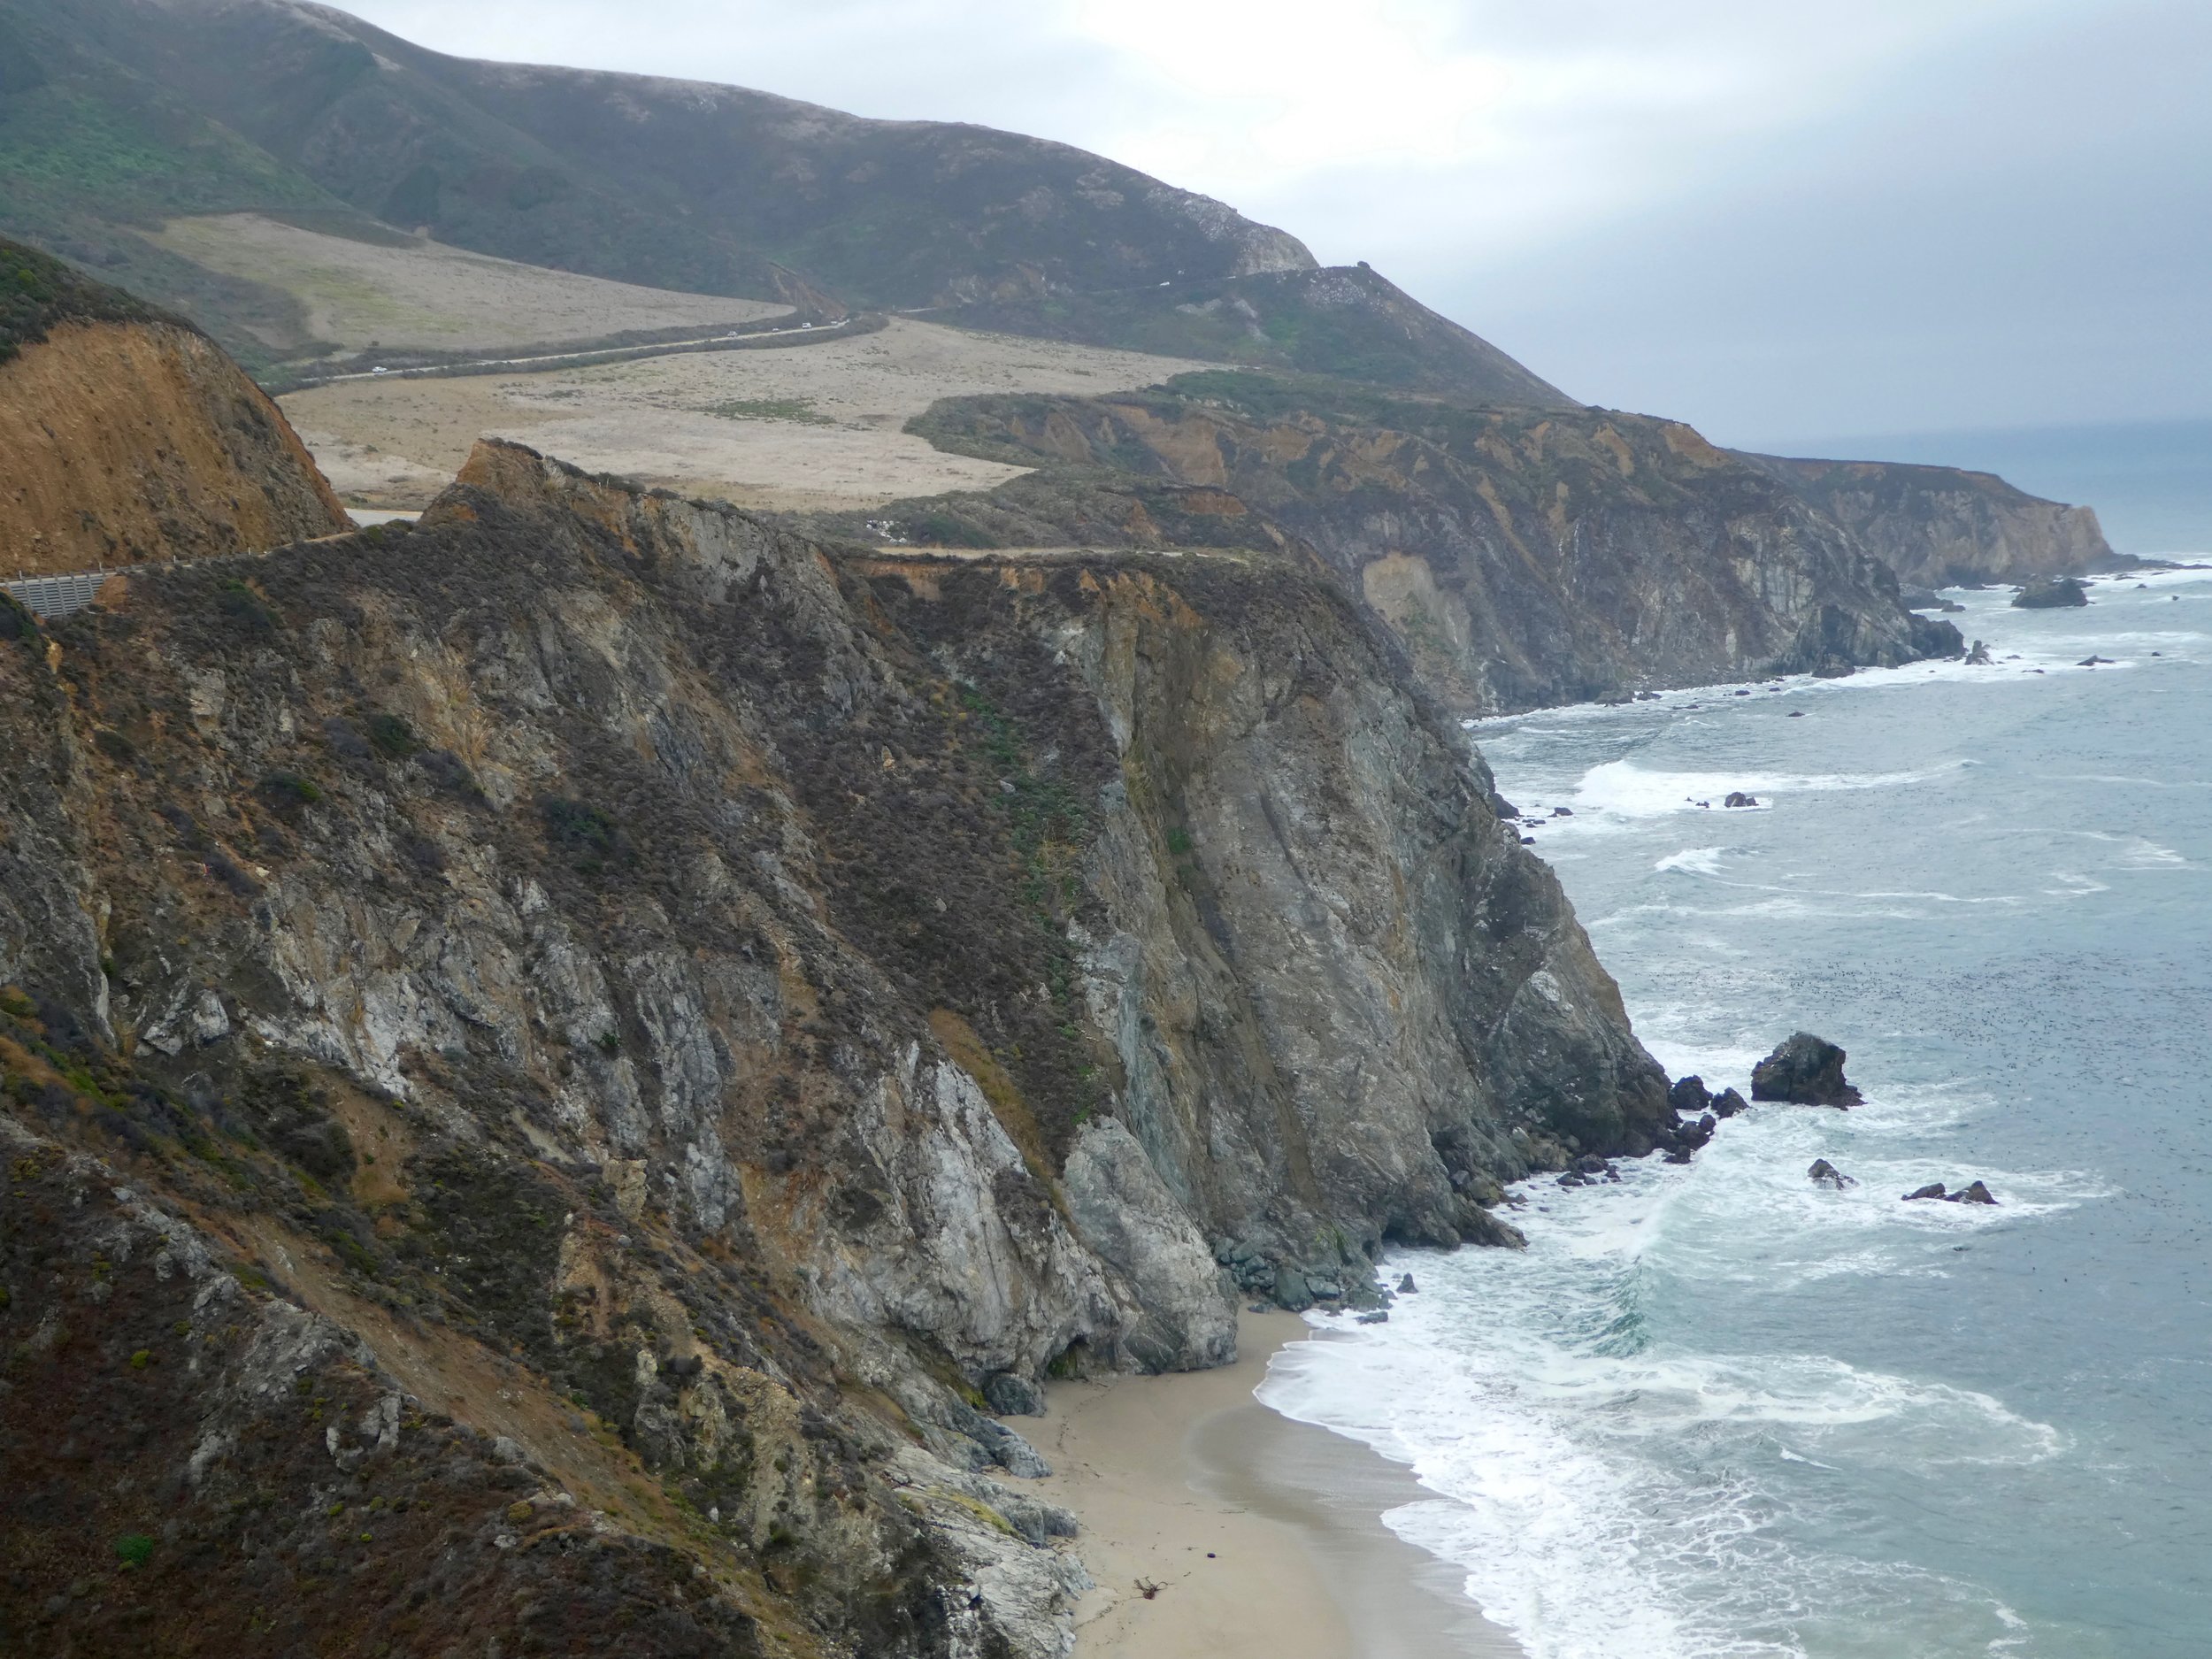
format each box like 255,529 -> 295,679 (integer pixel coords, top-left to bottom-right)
1029,1310 -> 1523,1659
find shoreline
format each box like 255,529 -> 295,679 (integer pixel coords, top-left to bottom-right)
1029,1310 -> 1523,1659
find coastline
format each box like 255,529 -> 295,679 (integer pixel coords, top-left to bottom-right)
1029,1310 -> 1524,1659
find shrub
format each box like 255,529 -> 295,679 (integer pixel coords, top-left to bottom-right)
258,771 -> 322,807
216,579 -> 276,633
366,712 -> 418,759
115,1533 -> 155,1568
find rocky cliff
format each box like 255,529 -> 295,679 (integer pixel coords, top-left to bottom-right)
0,439 -> 1675,1654
835,374 -> 1963,713
1735,451 -> 2122,586
0,234 -> 348,574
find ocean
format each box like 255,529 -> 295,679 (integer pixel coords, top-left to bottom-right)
1261,568 -> 2212,1656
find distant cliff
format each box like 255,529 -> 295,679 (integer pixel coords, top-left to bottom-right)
1735,451 -> 2122,586
0,234 -> 346,572
826,375 -> 1962,713
1,440 -> 1676,1655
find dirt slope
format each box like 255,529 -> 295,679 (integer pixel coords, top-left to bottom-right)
1,316 -> 349,573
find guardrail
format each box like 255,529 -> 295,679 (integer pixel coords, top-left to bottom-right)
4,568 -> 117,620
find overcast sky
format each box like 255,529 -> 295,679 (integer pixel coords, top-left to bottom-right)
342,0 -> 2207,447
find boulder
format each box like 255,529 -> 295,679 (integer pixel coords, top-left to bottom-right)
1060,1118 -> 1238,1370
1668,1074 -> 1713,1116
1272,1263 -> 1317,1313
1356,1310 -> 1390,1325
984,1371 -> 1047,1418
1953,1180 -> 1998,1205
1724,791 -> 1759,808
1903,1182 -> 1949,1202
1964,639 -> 1993,665
1396,1273 -> 1418,1294
2012,577 -> 2089,609
1710,1087 -> 1750,1118
1750,1033 -> 1863,1107
1808,1158 -> 1855,1189
1490,793 -> 1521,820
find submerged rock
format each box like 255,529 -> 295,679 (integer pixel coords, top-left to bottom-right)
1751,1033 -> 1863,1107
1669,1074 -> 1713,1116
1965,639 -> 1993,665
1711,1087 -> 1750,1118
1808,1158 -> 1856,1189
1724,791 -> 1759,808
1903,1179 -> 2000,1205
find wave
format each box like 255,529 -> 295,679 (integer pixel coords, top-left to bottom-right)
1569,759 -> 1959,822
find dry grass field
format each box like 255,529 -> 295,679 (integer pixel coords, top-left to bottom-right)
282,318 -> 1210,511
150,213 -> 783,355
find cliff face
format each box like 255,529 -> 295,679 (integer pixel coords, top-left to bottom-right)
1736,452 -> 2121,586
1,234 -> 348,573
878,379 -> 1963,714
0,441 -> 1670,1654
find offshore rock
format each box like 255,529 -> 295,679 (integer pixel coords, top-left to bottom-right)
1809,1158 -> 1856,1189
1752,1033 -> 1864,1107
1668,1074 -> 1713,1116
2013,577 -> 2090,609
1711,1087 -> 1750,1118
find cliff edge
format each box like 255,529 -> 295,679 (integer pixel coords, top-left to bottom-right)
1735,450 -> 2124,587
0,439 -> 1675,1655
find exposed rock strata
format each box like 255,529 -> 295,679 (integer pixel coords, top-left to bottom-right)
0,439 -> 1671,1652
1737,452 -> 2123,587
877,380 -> 1963,714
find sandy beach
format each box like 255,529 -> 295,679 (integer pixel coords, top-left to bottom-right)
1029,1310 -> 1524,1659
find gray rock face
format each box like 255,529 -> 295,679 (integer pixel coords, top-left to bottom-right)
1737,452 -> 2122,588
1060,1118 -> 1237,1371
910,392 -> 1963,716
0,440 -> 1672,1652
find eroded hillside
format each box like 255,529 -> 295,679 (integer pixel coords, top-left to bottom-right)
0,234 -> 347,573
0,441 -> 1680,1655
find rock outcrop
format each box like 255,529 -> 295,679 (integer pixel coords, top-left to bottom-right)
1750,1033 -> 1863,1107
0,234 -> 348,573
1736,452 -> 2124,587
0,438 -> 1671,1653
2013,576 -> 2091,609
